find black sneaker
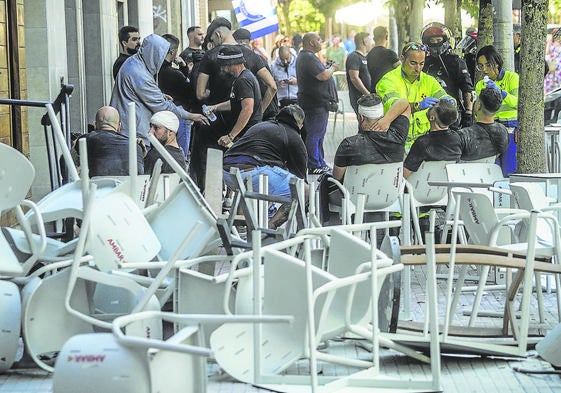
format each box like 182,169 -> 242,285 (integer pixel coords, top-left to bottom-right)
308,166 -> 332,175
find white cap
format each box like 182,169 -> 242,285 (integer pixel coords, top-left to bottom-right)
150,111 -> 179,133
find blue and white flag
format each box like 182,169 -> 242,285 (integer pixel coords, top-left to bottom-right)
232,0 -> 279,39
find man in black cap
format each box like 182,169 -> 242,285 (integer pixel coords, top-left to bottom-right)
233,28 -> 251,47
207,46 -> 262,148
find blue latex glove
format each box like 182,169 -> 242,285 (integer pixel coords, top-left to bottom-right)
419,97 -> 439,110
486,79 -> 508,98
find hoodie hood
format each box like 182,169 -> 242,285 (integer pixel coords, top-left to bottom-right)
139,34 -> 170,77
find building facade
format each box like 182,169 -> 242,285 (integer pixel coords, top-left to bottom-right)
2,0 -> 235,199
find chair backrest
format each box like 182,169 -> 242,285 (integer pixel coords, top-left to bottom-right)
407,160 -> 454,206
324,229 -> 393,336
446,162 -> 506,205
446,162 -> 504,185
343,162 -> 403,211
0,143 -> 35,212
454,190 -> 511,246
147,181 -> 220,260
85,191 -> 161,272
510,182 -> 551,210
98,175 -> 152,208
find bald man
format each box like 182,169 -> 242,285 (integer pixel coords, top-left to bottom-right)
76,106 -> 144,177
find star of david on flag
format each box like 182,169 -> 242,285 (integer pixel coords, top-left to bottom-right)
232,0 -> 279,39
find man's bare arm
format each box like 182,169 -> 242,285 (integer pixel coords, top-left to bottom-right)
196,72 -> 210,101
256,68 -> 277,113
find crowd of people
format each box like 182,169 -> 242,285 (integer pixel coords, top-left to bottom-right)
75,18 -> 530,228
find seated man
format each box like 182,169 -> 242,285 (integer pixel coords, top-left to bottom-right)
77,106 -> 144,177
403,98 -> 462,178
144,111 -> 187,175
333,94 -> 410,182
320,94 -> 409,225
223,105 -> 307,228
457,87 -> 509,162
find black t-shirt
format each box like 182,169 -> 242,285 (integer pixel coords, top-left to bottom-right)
423,51 -> 474,107
366,46 -> 399,92
112,53 -> 131,80
199,46 -> 236,105
144,145 -> 186,175
296,50 -> 332,109
334,115 -> 409,167
230,69 -> 262,136
239,45 -> 279,119
198,44 -> 268,107
404,129 -> 463,172
345,51 -> 371,109
78,130 -> 144,176
158,60 -> 193,108
223,120 -> 307,180
457,122 -> 509,161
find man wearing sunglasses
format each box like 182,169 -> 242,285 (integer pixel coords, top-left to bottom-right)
376,41 -> 454,150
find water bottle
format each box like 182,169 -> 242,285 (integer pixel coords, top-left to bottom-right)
202,104 -> 217,122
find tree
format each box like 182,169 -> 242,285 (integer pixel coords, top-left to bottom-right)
494,0 -> 514,71
276,0 -> 325,36
410,0 -> 425,44
442,0 -> 462,39
517,0 -> 548,174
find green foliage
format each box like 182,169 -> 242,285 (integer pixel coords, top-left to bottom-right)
277,0 -> 325,35
309,0 -> 357,17
460,0 -> 479,18
550,0 -> 561,23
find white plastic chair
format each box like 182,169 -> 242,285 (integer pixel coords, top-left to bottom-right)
405,160 -> 455,245
53,311 -> 290,393
210,227 -> 440,392
0,280 -> 20,371
328,162 -> 403,225
0,143 -> 77,276
21,190 -> 165,372
451,190 -> 561,328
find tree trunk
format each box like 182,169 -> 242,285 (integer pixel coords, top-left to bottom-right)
494,0 -> 514,71
517,0 -> 548,174
476,0 -> 494,82
409,0 -> 424,43
443,0 -> 460,39
391,0 -> 411,48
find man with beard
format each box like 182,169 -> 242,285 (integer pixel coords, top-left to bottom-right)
403,98 -> 462,178
144,111 -> 186,175
209,46 -> 262,148
113,26 -> 140,80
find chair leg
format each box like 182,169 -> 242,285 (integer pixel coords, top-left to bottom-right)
535,272 -> 545,323
468,265 -> 491,327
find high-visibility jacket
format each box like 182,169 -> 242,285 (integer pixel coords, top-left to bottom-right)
376,67 -> 453,148
475,70 -> 518,126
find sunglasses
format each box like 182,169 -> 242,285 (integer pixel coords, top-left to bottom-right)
150,123 -> 163,131
402,42 -> 427,56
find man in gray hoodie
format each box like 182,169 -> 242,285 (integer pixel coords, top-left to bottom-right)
110,33 -> 208,145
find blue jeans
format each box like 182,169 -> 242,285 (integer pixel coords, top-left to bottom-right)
303,106 -> 329,168
224,166 -> 296,197
176,119 -> 192,160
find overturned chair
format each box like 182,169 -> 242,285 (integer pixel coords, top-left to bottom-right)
209,222 -> 441,392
